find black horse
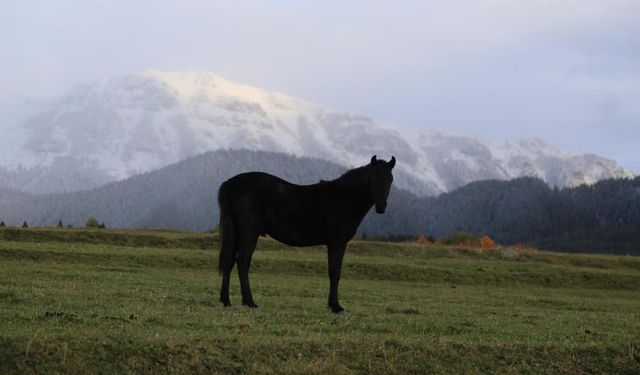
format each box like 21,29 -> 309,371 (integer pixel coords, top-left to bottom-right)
217,155 -> 396,313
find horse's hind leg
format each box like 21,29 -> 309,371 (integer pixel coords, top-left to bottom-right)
220,262 -> 234,307
237,233 -> 259,308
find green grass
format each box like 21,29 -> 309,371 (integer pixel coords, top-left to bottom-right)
1,228 -> 639,374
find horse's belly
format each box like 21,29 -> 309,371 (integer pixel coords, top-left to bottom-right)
266,221 -> 326,247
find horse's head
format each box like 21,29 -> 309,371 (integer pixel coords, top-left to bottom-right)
368,155 -> 396,214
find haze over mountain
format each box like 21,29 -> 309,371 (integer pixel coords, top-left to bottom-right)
0,70 -> 633,195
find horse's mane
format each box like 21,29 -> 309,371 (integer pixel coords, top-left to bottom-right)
333,164 -> 371,190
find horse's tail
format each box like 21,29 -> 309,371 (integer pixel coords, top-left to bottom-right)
217,183 -> 236,274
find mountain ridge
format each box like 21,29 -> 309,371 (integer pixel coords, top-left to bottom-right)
0,69 -> 634,195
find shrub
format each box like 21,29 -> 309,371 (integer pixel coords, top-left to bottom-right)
440,232 -> 480,247
416,234 -> 433,245
480,236 -> 497,248
85,217 -> 105,229
86,217 -> 99,228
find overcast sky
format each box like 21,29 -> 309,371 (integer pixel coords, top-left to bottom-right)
1,0 -> 639,172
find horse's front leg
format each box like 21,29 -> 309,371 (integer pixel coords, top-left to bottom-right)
327,241 -> 347,313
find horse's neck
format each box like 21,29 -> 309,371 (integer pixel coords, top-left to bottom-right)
336,182 -> 373,215
330,167 -> 374,218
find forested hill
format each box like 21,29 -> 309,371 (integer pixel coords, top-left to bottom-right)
418,177 -> 640,254
0,150 -> 349,230
0,149 -> 638,254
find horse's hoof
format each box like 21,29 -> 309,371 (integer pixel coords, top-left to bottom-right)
221,300 -> 231,307
243,301 -> 259,308
328,304 -> 345,314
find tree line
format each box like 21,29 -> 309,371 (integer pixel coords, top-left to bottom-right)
0,149 -> 638,255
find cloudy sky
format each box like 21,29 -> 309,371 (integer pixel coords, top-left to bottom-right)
1,0 -> 639,171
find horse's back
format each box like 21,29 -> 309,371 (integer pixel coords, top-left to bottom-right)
219,172 -> 291,198
218,172 -> 306,215
218,172 -> 329,245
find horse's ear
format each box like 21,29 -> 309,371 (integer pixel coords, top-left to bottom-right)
370,155 -> 377,164
389,156 -> 396,168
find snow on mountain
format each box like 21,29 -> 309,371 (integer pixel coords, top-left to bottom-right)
0,69 -> 634,195
0,95 -> 52,164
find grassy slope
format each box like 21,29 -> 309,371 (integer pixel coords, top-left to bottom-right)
1,228 -> 639,374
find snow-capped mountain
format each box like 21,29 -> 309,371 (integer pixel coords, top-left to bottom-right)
0,69 -> 634,195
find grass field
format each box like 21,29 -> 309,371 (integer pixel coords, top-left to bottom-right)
1,227 -> 639,374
